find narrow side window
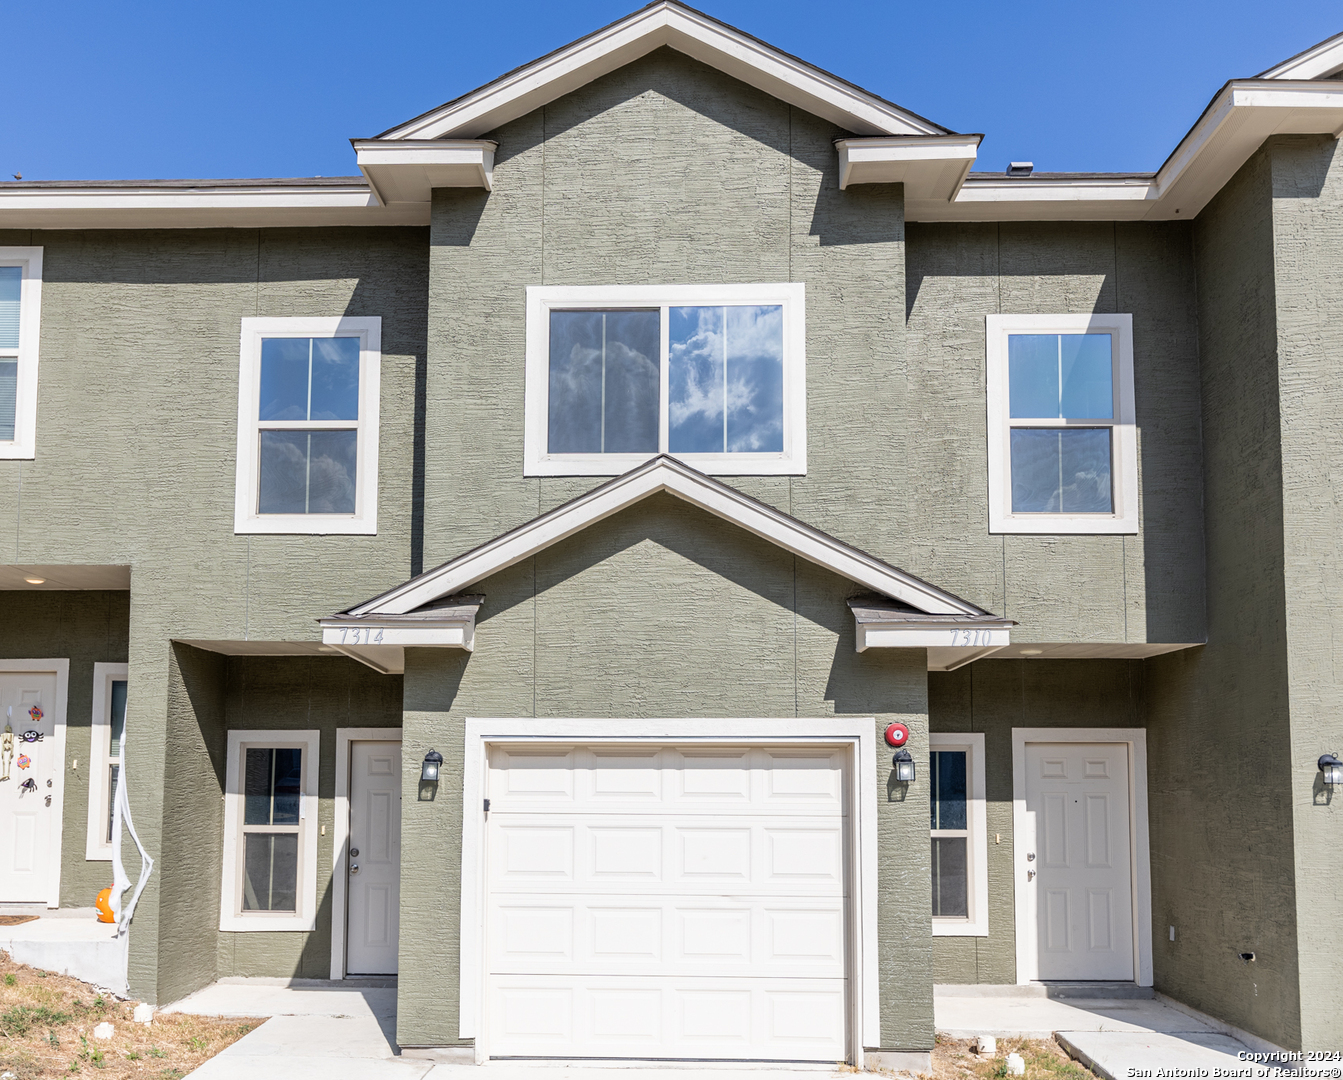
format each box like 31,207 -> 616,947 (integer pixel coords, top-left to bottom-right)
930,732 -> 988,937
0,247 -> 44,460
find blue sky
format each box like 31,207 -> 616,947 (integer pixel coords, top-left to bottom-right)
4,0 -> 1340,182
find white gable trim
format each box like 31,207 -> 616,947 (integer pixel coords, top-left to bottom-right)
350,456 -> 978,617
378,1 -> 944,141
1258,31 -> 1343,81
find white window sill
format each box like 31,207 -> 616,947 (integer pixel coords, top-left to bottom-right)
234,514 -> 377,536
525,451 -> 805,478
989,511 -> 1138,535
933,917 -> 989,937
219,912 -> 318,934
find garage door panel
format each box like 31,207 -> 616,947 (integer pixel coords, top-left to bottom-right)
488,976 -> 847,1060
486,744 -> 849,1061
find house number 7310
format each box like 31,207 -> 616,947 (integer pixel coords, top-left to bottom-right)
950,629 -> 994,647
337,627 -> 384,644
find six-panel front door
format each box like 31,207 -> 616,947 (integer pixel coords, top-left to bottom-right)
1023,742 -> 1133,980
484,743 -> 849,1061
0,672 -> 59,903
346,741 -> 402,975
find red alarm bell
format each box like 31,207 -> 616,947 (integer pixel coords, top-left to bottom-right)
884,722 -> 910,748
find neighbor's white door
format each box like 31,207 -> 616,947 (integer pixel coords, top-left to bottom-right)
0,673 -> 59,903
1024,742 -> 1134,980
484,744 -> 849,1061
346,741 -> 402,975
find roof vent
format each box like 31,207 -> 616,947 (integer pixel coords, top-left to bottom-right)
1006,162 -> 1034,176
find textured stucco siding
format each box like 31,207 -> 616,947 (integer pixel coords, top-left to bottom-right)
397,494 -> 932,1053
904,222 -> 1205,643
0,225 -> 427,1001
1145,146 -> 1301,1049
0,590 -> 130,906
928,659 -> 1146,985
1267,134 -> 1343,1051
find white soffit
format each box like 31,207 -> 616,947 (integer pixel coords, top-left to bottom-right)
913,80 -> 1343,222
0,181 -> 428,230
348,456 -> 982,618
378,1 -> 945,141
354,140 -> 497,206
835,135 -> 981,199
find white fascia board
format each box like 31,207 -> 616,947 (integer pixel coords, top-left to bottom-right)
319,608 -> 478,674
354,140 -> 497,205
381,2 -> 943,140
1258,32 -> 1343,80
0,186 -> 427,229
835,135 -> 980,197
353,457 -> 978,618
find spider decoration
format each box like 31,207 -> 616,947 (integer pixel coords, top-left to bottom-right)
19,730 -> 44,743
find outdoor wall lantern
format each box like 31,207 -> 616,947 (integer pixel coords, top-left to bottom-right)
1320,754 -> 1343,788
893,748 -> 916,783
421,749 -> 443,783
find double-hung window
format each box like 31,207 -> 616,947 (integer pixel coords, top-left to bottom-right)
86,664 -> 129,860
930,732 -> 988,936
986,314 -> 1137,533
220,730 -> 319,932
234,317 -> 381,534
525,284 -> 806,475
0,247 -> 43,460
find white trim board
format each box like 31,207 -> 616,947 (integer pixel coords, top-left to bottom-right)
930,733 -> 988,938
330,727 -> 403,980
1010,727 -> 1153,987
219,729 -> 321,933
349,455 -> 980,617
379,1 -> 944,141
0,247 -> 43,460
0,658 -> 69,907
458,717 -> 881,1063
85,663 -> 129,861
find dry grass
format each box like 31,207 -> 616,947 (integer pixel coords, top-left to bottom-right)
925,1034 -> 1097,1080
0,952 -> 259,1079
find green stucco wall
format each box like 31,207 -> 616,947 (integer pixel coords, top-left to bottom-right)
398,494 -> 932,1053
928,659 -> 1147,984
0,225 -> 428,1002
1146,142 -> 1303,1049
0,590 -> 130,907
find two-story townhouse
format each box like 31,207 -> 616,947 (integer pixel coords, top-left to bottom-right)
1,3 -> 1340,1063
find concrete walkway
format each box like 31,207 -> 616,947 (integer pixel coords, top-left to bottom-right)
935,984 -> 1286,1080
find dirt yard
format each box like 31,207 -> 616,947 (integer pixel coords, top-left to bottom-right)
926,1034 -> 1097,1080
0,952 -> 259,1079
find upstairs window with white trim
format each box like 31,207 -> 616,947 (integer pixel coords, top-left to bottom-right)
234,317 -> 381,534
85,664 -> 128,860
930,732 -> 988,937
986,314 -> 1137,533
525,285 -> 806,476
220,730 -> 319,932
0,247 -> 43,460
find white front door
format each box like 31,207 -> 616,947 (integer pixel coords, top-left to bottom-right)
0,673 -> 59,903
346,741 -> 402,975
484,744 -> 849,1062
1023,742 -> 1134,980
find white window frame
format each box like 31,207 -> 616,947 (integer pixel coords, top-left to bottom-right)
0,247 -> 43,460
930,732 -> 988,937
985,313 -> 1137,534
233,317 -> 381,535
524,284 -> 806,477
220,729 -> 320,932
85,663 -> 128,861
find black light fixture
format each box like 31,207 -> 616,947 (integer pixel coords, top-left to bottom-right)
893,748 -> 916,782
421,749 -> 444,783
1320,754 -> 1343,788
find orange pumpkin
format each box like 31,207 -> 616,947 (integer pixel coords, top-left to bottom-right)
95,887 -> 115,924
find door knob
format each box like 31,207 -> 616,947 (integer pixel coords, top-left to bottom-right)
350,864 -> 360,874
1027,870 -> 1035,881
1026,852 -> 1035,861
350,848 -> 359,858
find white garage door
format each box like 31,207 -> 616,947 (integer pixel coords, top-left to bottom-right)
485,743 -> 849,1061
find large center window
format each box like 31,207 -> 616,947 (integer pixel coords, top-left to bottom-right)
525,285 -> 806,476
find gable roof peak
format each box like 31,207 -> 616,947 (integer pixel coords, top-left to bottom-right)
373,1 -> 949,142
342,455 -> 985,619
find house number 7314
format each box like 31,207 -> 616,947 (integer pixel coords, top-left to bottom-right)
337,627 -> 384,644
950,629 -> 994,647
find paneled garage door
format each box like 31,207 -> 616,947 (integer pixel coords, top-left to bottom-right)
485,743 -> 849,1061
